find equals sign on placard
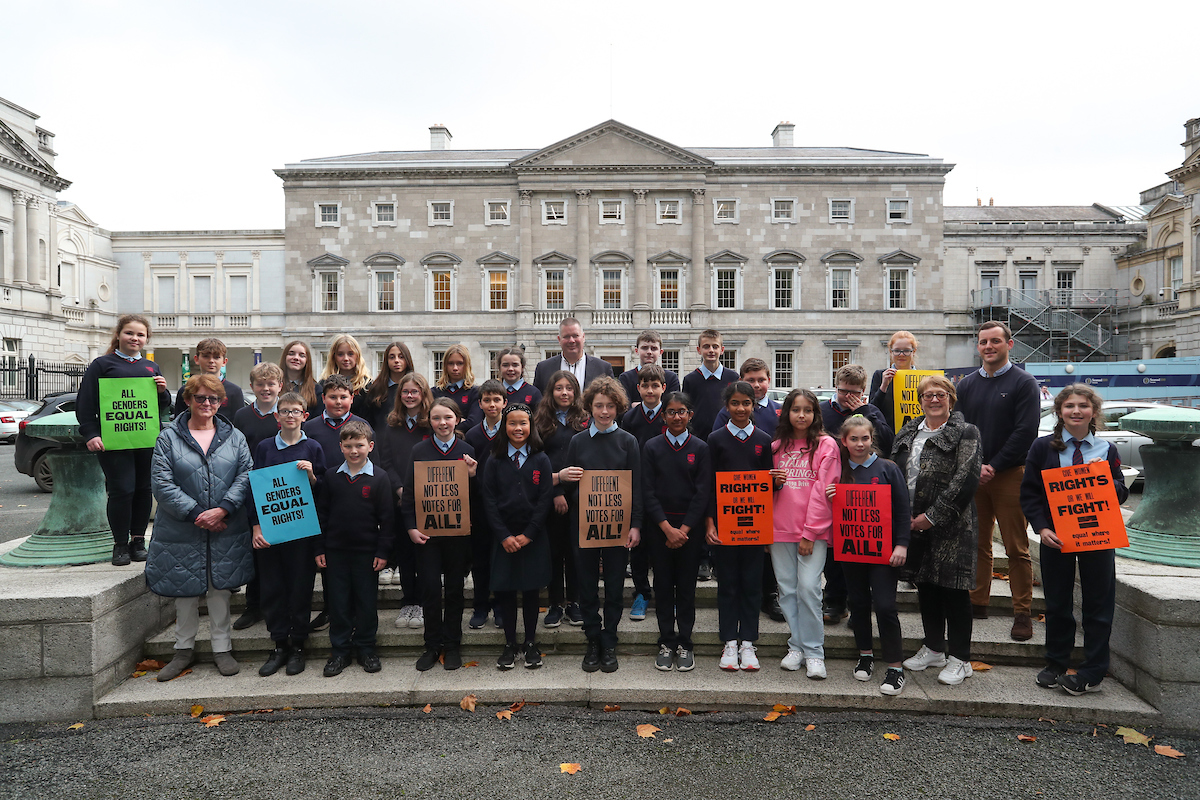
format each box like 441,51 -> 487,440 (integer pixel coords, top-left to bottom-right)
1078,515 -> 1100,529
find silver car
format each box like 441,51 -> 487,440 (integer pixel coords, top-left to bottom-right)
1037,401 -> 1186,483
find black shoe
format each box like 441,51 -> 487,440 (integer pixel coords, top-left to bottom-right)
323,653 -> 351,677
232,608 -> 263,630
822,605 -> 847,625
600,647 -> 619,673
697,561 -> 713,582
582,640 -> 601,672
415,648 -> 440,672
258,646 -> 289,677
286,646 -> 306,675
497,642 -> 517,670
655,644 -> 674,671
129,538 -> 148,562
359,651 -> 382,673
543,605 -> 564,628
468,608 -> 488,629
763,594 -> 785,623
524,641 -> 543,669
1036,666 -> 1065,688
1058,673 -> 1103,696
443,645 -> 462,670
493,609 -> 503,629
565,602 -> 583,626
310,611 -> 329,631
853,655 -> 874,681
111,544 -> 131,567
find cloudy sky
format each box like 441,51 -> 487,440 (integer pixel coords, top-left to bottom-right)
5,0 -> 1195,231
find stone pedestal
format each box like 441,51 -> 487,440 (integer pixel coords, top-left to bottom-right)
1123,444 -> 1200,567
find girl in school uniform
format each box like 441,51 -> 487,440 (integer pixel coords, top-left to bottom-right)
496,346 -> 542,408
705,381 -> 774,671
365,341 -> 414,430
279,339 -> 322,416
1020,383 -> 1128,696
376,372 -> 434,627
824,415 -> 912,695
433,344 -> 483,431
769,389 -> 840,679
482,402 -> 554,669
402,397 -> 478,672
533,370 -> 589,628
77,314 -> 172,566
642,391 -> 712,672
318,334 -> 372,420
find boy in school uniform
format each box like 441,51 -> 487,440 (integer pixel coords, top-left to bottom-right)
173,337 -> 245,422
464,379 -> 506,630
315,421 -> 393,677
249,391 -> 327,676
712,358 -> 782,433
618,330 -> 681,404
302,374 -> 373,471
619,365 -> 667,621
682,329 -> 736,443
232,361 -> 285,631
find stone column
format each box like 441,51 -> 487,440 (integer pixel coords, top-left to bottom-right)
251,250 -> 262,318
177,252 -> 188,313
46,198 -> 59,290
632,189 -> 649,309
690,188 -> 707,309
214,251 -> 225,322
518,190 -> 534,310
575,190 -> 592,309
12,192 -> 28,285
26,194 -> 42,287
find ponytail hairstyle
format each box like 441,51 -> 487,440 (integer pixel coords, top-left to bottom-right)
774,388 -> 827,467
388,372 -> 432,429
368,341 -> 414,409
534,370 -> 587,440
107,314 -> 153,355
1050,383 -> 1102,452
492,401 -> 544,458
837,414 -> 878,484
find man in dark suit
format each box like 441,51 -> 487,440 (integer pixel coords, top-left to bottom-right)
533,317 -> 615,393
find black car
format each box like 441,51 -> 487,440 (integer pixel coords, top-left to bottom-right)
14,392 -> 77,492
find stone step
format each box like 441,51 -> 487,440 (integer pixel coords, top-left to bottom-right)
145,604 -> 1066,666
94,653 -> 1159,728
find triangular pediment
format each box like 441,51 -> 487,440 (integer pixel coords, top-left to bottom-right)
0,119 -> 51,172
511,121 -> 713,170
476,250 -> 519,265
649,249 -> 689,264
705,249 -> 747,264
307,252 -> 349,268
1146,195 -> 1185,218
533,250 -> 576,265
821,249 -> 864,264
56,203 -> 97,226
878,249 -> 921,265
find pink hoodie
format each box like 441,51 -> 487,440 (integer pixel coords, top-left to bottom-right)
772,435 -> 840,543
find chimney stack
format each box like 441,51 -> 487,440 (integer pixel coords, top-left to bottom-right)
429,124 -> 452,150
771,122 -> 794,148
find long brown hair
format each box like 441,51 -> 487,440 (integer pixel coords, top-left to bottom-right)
368,341 -> 414,409
106,314 -> 152,355
837,415 -> 878,484
388,372 -> 433,429
279,340 -> 319,409
774,388 -> 827,466
436,344 -> 476,390
1050,383 -> 1102,452
534,370 -> 587,440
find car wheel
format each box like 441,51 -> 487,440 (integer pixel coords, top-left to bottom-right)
33,452 -> 53,493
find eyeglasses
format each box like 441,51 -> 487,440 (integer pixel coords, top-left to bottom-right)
890,348 -> 914,356
836,388 -> 860,395
277,409 -> 305,417
400,389 -> 422,397
192,395 -> 221,406
921,392 -> 949,401
664,409 -> 690,417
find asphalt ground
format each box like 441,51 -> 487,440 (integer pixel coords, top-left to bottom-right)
1,706 -> 1195,800
0,445 -> 51,546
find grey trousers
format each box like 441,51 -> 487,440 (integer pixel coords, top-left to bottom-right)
174,579 -> 233,653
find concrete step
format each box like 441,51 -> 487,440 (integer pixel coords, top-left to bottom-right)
146,604 -> 1066,667
94,653 -> 1159,728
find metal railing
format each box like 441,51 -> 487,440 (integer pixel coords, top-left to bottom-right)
0,355 -> 86,400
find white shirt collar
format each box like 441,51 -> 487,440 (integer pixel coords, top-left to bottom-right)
726,420 -> 755,440
434,436 -> 454,453
274,430 -> 308,449
255,400 -> 278,415
483,419 -> 501,438
699,363 -> 724,380
666,430 -> 689,447
978,361 -> 1014,378
556,409 -> 568,425
643,402 -> 662,418
589,421 -> 618,437
336,459 -> 374,477
117,350 -> 142,363
445,381 -> 464,393
322,410 -> 347,425
503,379 -> 525,392
507,443 -> 529,460
850,453 -> 879,470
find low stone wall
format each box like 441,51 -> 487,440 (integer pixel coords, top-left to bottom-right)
0,538 -> 174,723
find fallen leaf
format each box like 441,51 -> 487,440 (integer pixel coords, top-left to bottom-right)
1097,723 -> 1108,728
136,659 -> 166,671
190,704 -> 204,718
281,707 -> 292,711
992,572 -> 1009,580
496,709 -> 513,721
560,763 -> 582,774
1093,728 -> 1098,737
1035,614 -> 1046,622
460,694 -> 477,713
969,661 -> 992,671
131,670 -> 147,678
1115,726 -> 1152,747
67,723 -> 84,731
439,652 -> 445,665
658,706 -> 670,715
772,703 -> 797,715
604,704 -> 621,712
1154,744 -> 1185,759
238,709 -> 274,715
169,668 -> 192,681
883,733 -> 901,741
664,738 -> 674,742
637,724 -> 661,739
763,712 -> 782,722
461,661 -> 479,668
1037,717 -> 1055,723
509,700 -> 526,713
1066,668 -> 1078,675
1018,735 -> 1037,743
200,714 -> 225,728
674,707 -> 692,716
422,704 -> 432,714
805,724 -> 816,731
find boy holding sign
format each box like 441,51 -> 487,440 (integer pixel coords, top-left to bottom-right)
1020,384 -> 1128,696
248,392 -> 326,677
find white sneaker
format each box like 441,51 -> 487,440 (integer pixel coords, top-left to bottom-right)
805,658 -> 827,680
781,649 -> 804,671
903,644 -> 947,672
389,568 -> 402,585
393,605 -> 412,628
719,640 -> 739,671
378,567 -> 393,586
937,655 -> 973,685
738,642 -> 760,671
407,605 -> 424,629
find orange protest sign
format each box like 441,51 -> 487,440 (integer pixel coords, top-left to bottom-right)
413,461 -> 471,537
578,470 -> 632,548
715,471 -> 773,545
832,484 -> 893,564
1041,462 -> 1127,553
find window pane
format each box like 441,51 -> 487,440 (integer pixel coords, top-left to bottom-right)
1170,256 -> 1183,293
773,200 -> 793,220
489,351 -> 501,380
774,351 -> 793,388
433,270 -> 451,310
489,270 -> 508,310
831,349 -> 851,386
193,276 -> 211,313
602,201 -> 622,220
321,273 -> 339,312
545,201 -> 564,221
888,268 -> 908,310
830,268 -> 850,309
432,202 -> 451,221
320,204 -> 338,223
831,200 -> 850,219
489,202 -> 509,221
377,271 -> 395,311
661,349 -> 680,374
887,200 -> 909,220
659,200 -> 679,220
376,203 -> 395,222
602,270 -> 622,308
720,349 -> 738,371
545,270 -> 564,309
716,268 -> 736,308
774,268 -> 793,309
432,351 -> 445,383
659,269 -> 679,309
716,200 -> 736,219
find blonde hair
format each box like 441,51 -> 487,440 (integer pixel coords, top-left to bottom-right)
249,362 -> 284,385
436,344 -> 476,390
321,334 -> 370,393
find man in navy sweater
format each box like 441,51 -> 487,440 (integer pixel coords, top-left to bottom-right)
955,321 -> 1041,642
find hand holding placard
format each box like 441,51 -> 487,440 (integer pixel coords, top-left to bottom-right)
831,484 -> 893,565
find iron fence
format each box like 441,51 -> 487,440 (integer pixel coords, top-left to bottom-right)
0,354 -> 86,400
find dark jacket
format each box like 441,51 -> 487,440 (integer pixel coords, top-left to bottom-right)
533,354 -> 614,394
868,368 -> 896,432
891,411 -> 982,590
1019,435 -> 1128,534
483,451 -> 554,592
146,413 -> 254,597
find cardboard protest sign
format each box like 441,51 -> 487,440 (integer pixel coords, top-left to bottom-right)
894,370 -> 945,430
413,460 -> 471,537
715,470 -> 773,545
578,469 -> 632,548
249,463 -> 320,545
98,377 -> 160,450
1041,462 -> 1128,553
832,484 -> 893,564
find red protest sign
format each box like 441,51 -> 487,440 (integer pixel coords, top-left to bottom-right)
715,470 -> 773,545
1041,462 -> 1128,553
832,484 -> 893,564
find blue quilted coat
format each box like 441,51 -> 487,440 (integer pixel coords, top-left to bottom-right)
146,412 -> 254,597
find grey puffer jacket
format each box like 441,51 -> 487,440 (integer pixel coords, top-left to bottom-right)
146,412 -> 254,597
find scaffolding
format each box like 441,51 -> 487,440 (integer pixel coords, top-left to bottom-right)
970,288 -> 1123,362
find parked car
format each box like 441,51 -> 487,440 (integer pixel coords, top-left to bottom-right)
0,400 -> 35,443
767,388 -> 836,405
14,393 -> 77,492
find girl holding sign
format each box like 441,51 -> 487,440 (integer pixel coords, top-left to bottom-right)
868,331 -> 919,432
1019,384 -> 1128,696
77,314 -> 171,566
826,415 -> 912,695
319,334 -> 371,419
769,389 -> 840,678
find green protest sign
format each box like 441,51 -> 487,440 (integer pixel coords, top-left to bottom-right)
98,377 -> 160,450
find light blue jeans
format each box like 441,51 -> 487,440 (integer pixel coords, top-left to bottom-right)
769,539 -> 827,658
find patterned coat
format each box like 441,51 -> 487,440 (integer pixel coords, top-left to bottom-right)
891,411 -> 982,590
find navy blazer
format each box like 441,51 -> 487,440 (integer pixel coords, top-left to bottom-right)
532,354 -> 614,394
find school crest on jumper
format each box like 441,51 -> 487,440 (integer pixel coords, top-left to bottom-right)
532,470 -> 541,485
362,485 -> 371,498
687,453 -> 695,464
754,444 -> 763,455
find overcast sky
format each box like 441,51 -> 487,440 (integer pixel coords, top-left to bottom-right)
5,0 -> 1195,231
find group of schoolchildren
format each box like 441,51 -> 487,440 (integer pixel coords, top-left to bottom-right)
80,316 -> 1120,698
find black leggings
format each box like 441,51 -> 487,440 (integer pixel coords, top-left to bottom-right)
916,582 -> 972,662
496,590 -> 541,645
97,448 -> 153,546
